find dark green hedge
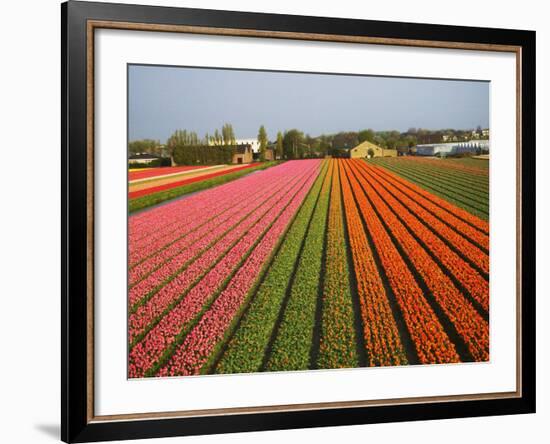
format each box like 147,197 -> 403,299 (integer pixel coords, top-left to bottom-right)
129,157 -> 171,168
172,145 -> 235,165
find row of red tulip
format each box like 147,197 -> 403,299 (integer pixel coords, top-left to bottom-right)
129,163 -> 258,200
128,165 -> 204,181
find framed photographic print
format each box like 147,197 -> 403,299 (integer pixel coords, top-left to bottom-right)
61,1 -> 536,442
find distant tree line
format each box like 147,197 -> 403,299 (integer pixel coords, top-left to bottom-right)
276,126 -> 488,158
128,138 -> 161,155
166,124 -> 237,165
129,124 -> 488,163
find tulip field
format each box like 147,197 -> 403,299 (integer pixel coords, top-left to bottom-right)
369,156 -> 489,220
128,157 -> 489,378
128,161 -> 278,213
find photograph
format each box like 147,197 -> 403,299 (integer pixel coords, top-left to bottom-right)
127,65 -> 490,378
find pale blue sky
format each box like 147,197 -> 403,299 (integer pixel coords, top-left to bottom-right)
128,64 -> 489,142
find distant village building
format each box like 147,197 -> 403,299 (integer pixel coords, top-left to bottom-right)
441,134 -> 459,142
415,140 -> 490,156
346,140 -> 398,158
232,144 -> 253,164
470,128 -> 490,140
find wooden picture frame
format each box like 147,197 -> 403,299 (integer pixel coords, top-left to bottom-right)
62,1 -> 536,442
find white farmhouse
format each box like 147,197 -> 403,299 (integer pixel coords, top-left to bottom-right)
235,139 -> 261,153
208,138 -> 261,153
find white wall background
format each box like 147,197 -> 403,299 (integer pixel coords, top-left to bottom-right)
0,1 -> 547,443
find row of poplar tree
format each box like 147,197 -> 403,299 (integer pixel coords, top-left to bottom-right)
128,124 -> 320,165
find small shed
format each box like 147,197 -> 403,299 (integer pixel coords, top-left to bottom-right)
232,144 -> 253,164
264,148 -> 275,161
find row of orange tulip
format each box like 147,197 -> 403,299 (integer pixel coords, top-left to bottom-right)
354,162 -> 489,312
370,164 -> 489,235
341,160 -> 460,364
338,161 -> 409,366
366,164 -> 489,253
347,160 -> 489,362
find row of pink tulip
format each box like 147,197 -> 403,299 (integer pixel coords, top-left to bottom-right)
129,164 -> 291,265
128,168 -> 265,237
128,162 -> 314,307
128,163 -> 292,245
128,160 -> 321,377
129,172 -> 294,288
158,163 -> 319,376
128,165 -> 294,258
128,165 -> 315,339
